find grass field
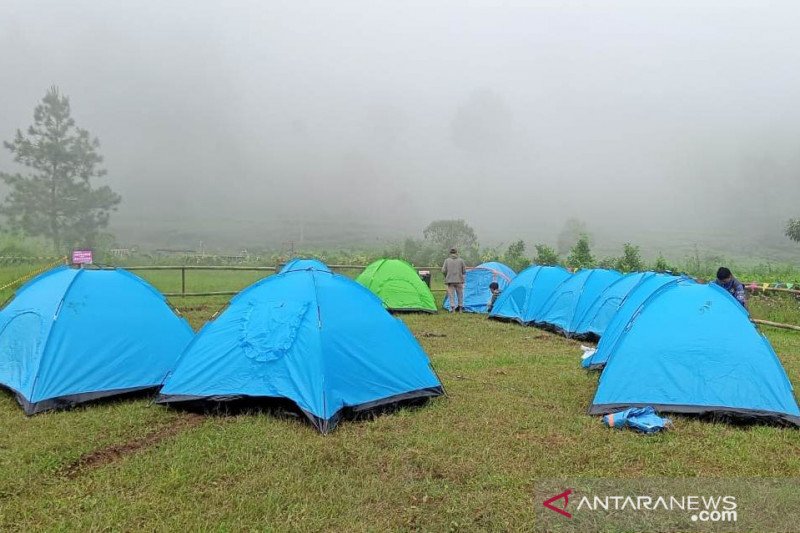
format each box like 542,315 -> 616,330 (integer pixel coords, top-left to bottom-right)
0,266 -> 799,530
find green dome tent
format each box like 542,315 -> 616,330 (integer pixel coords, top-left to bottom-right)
356,259 -> 437,313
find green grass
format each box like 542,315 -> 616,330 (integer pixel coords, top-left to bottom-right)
0,268 -> 799,530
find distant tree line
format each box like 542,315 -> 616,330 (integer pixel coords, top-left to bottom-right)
383,217 -> 675,274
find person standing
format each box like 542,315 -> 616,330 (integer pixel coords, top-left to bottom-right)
442,247 -> 467,312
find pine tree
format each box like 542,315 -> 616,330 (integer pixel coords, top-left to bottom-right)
786,219 -> 800,243
0,87 -> 121,250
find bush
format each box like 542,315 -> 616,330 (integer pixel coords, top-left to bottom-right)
653,254 -> 672,272
566,235 -> 595,269
533,244 -> 560,266
615,243 -> 643,272
597,256 -> 617,270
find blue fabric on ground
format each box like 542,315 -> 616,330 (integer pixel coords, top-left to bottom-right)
603,406 -> 670,433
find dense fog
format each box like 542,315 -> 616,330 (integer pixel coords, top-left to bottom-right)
2,1 -> 799,258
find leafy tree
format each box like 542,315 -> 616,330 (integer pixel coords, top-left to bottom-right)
423,219 -> 479,263
533,244 -> 559,266
503,239 -> 531,272
0,87 -> 120,251
786,219 -> 800,242
615,243 -> 644,272
566,234 -> 595,269
557,218 -> 591,255
400,237 -> 440,266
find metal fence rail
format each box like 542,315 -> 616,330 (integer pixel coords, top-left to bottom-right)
110,265 -> 800,298
9,259 -> 800,299
124,266 -> 277,271
119,265 -> 276,297
114,264 -> 446,297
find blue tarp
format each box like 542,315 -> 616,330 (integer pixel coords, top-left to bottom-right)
582,274 -> 683,369
0,266 -> 193,414
158,267 -> 444,433
589,280 -> 800,426
603,406 -> 671,433
572,272 -> 655,339
443,261 -> 516,313
489,266 -> 572,324
279,258 -> 331,274
536,269 -> 623,335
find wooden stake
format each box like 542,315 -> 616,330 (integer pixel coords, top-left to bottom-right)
752,319 -> 800,332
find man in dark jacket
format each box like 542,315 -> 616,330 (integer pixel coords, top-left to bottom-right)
442,248 -> 467,312
714,267 -> 747,309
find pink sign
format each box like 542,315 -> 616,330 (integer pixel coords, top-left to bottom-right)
71,249 -> 93,265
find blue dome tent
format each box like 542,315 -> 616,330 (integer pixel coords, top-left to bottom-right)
536,269 -> 622,335
279,258 -> 331,274
588,280 -> 800,426
572,272 -> 656,340
443,261 -> 516,313
489,266 -> 571,324
582,274 -> 683,369
0,266 -> 194,414
158,267 -> 444,433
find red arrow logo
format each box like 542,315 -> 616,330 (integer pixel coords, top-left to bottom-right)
543,489 -> 573,518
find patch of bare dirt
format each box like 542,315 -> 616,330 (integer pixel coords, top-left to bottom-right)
418,331 -> 447,338
61,414 -> 204,478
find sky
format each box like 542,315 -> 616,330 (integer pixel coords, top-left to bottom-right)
1,1 -> 799,255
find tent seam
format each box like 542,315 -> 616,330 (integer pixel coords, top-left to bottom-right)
29,268 -> 84,404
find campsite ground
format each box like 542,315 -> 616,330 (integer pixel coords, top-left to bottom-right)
0,270 -> 799,530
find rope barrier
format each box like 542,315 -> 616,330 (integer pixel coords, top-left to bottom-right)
0,257 -> 67,292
